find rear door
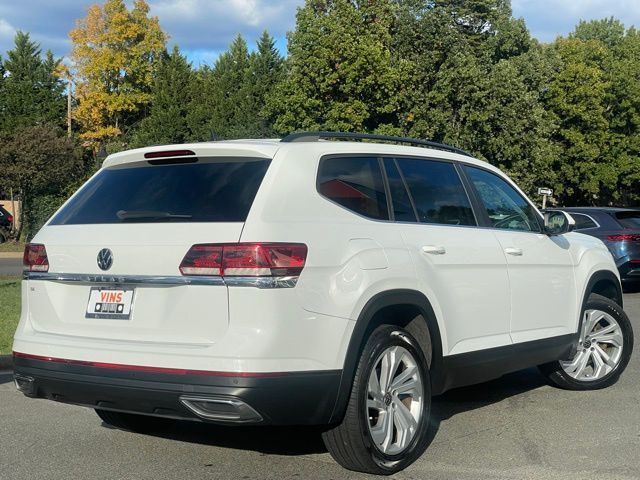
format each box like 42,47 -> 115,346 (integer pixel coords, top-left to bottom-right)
389,157 -> 512,356
462,165 -> 578,343
27,156 -> 271,345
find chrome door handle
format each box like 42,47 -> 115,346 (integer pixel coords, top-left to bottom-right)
504,247 -> 523,256
422,245 -> 446,255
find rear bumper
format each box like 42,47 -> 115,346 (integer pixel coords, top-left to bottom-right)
618,259 -> 640,284
13,354 -> 341,426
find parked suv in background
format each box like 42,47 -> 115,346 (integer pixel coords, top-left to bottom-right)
550,207 -> 640,288
13,132 -> 634,475
0,204 -> 13,243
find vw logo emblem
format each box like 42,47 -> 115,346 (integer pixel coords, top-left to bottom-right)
97,248 -> 113,271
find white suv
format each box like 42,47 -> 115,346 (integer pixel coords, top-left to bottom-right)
13,132 -> 634,475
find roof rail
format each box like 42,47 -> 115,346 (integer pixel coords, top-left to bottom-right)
280,131 -> 472,157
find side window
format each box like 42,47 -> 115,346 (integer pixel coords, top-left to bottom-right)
570,213 -> 598,230
317,157 -> 389,220
383,159 -> 418,222
396,158 -> 476,226
464,166 -> 541,232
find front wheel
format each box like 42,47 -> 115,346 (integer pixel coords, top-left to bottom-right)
322,325 -> 431,475
539,294 -> 634,390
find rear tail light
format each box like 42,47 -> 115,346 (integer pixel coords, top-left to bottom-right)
7,214 -> 13,223
630,259 -> 640,264
180,243 -> 307,277
607,234 -> 640,242
23,244 -> 49,272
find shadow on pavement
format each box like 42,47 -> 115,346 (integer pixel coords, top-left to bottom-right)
623,283 -> 640,294
0,371 -> 14,385
114,368 -> 547,457
426,367 -> 547,448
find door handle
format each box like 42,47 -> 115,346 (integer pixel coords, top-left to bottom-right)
504,247 -> 523,256
422,245 -> 446,255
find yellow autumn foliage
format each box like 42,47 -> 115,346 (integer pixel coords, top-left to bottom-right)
69,0 -> 166,147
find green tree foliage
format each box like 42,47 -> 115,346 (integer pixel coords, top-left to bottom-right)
0,125 -> 83,238
0,32 -> 65,134
131,46 -> 194,146
188,32 -> 284,140
267,0 -> 408,134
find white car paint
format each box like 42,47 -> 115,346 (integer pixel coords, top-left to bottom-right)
13,139 -> 621,375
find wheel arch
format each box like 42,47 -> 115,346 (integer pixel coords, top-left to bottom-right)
583,270 -> 623,310
328,289 -> 445,424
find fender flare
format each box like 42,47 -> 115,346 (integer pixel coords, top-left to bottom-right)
328,289 -> 445,423
582,270 -> 623,310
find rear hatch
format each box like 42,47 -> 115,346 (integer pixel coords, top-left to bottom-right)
26,154 -> 271,345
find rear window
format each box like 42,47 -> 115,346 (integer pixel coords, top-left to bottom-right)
50,158 -> 270,225
615,211 -> 640,229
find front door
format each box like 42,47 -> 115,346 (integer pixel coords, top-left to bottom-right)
463,165 -> 578,344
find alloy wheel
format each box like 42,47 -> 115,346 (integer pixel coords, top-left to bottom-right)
561,309 -> 624,381
366,345 -> 424,455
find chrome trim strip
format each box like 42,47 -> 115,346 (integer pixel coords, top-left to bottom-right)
23,271 -> 298,288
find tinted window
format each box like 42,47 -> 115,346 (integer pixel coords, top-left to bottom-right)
570,213 -> 598,230
615,211 -> 640,229
465,166 -> 541,232
318,157 -> 389,220
50,158 -> 270,225
383,159 -> 417,222
396,159 -> 475,226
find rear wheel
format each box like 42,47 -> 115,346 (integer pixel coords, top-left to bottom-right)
322,325 -> 431,475
539,294 -> 634,390
95,409 -> 172,433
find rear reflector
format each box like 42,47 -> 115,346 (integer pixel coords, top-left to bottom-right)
608,234 -> 640,242
144,149 -> 196,159
180,243 -> 307,277
23,244 -> 49,272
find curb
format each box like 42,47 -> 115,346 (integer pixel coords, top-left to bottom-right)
0,354 -> 12,370
0,252 -> 22,259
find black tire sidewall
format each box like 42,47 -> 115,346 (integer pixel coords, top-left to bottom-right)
356,325 -> 432,472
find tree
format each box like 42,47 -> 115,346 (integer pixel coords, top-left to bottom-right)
544,38 -> 612,204
187,35 -> 251,140
267,0 -> 408,134
0,125 -> 83,238
185,33 -> 283,140
69,0 -> 167,148
0,31 -> 65,134
132,46 -> 194,146
243,31 -> 285,137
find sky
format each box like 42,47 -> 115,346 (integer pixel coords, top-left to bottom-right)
0,0 -> 639,67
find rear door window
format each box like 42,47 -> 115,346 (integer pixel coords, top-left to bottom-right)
615,211 -> 640,229
570,213 -> 598,230
396,158 -> 476,226
317,156 -> 389,220
50,158 -> 271,224
383,159 -> 418,222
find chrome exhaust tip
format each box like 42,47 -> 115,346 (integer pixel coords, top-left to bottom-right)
179,395 -> 263,423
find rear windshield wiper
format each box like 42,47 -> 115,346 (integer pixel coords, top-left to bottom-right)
116,210 -> 193,221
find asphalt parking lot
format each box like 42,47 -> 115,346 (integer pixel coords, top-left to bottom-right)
1,293 -> 639,480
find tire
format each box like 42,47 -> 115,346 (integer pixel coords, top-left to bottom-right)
95,409 -> 172,433
539,293 -> 634,390
322,325 -> 431,475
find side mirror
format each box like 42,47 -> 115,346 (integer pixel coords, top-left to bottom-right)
544,210 -> 575,236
